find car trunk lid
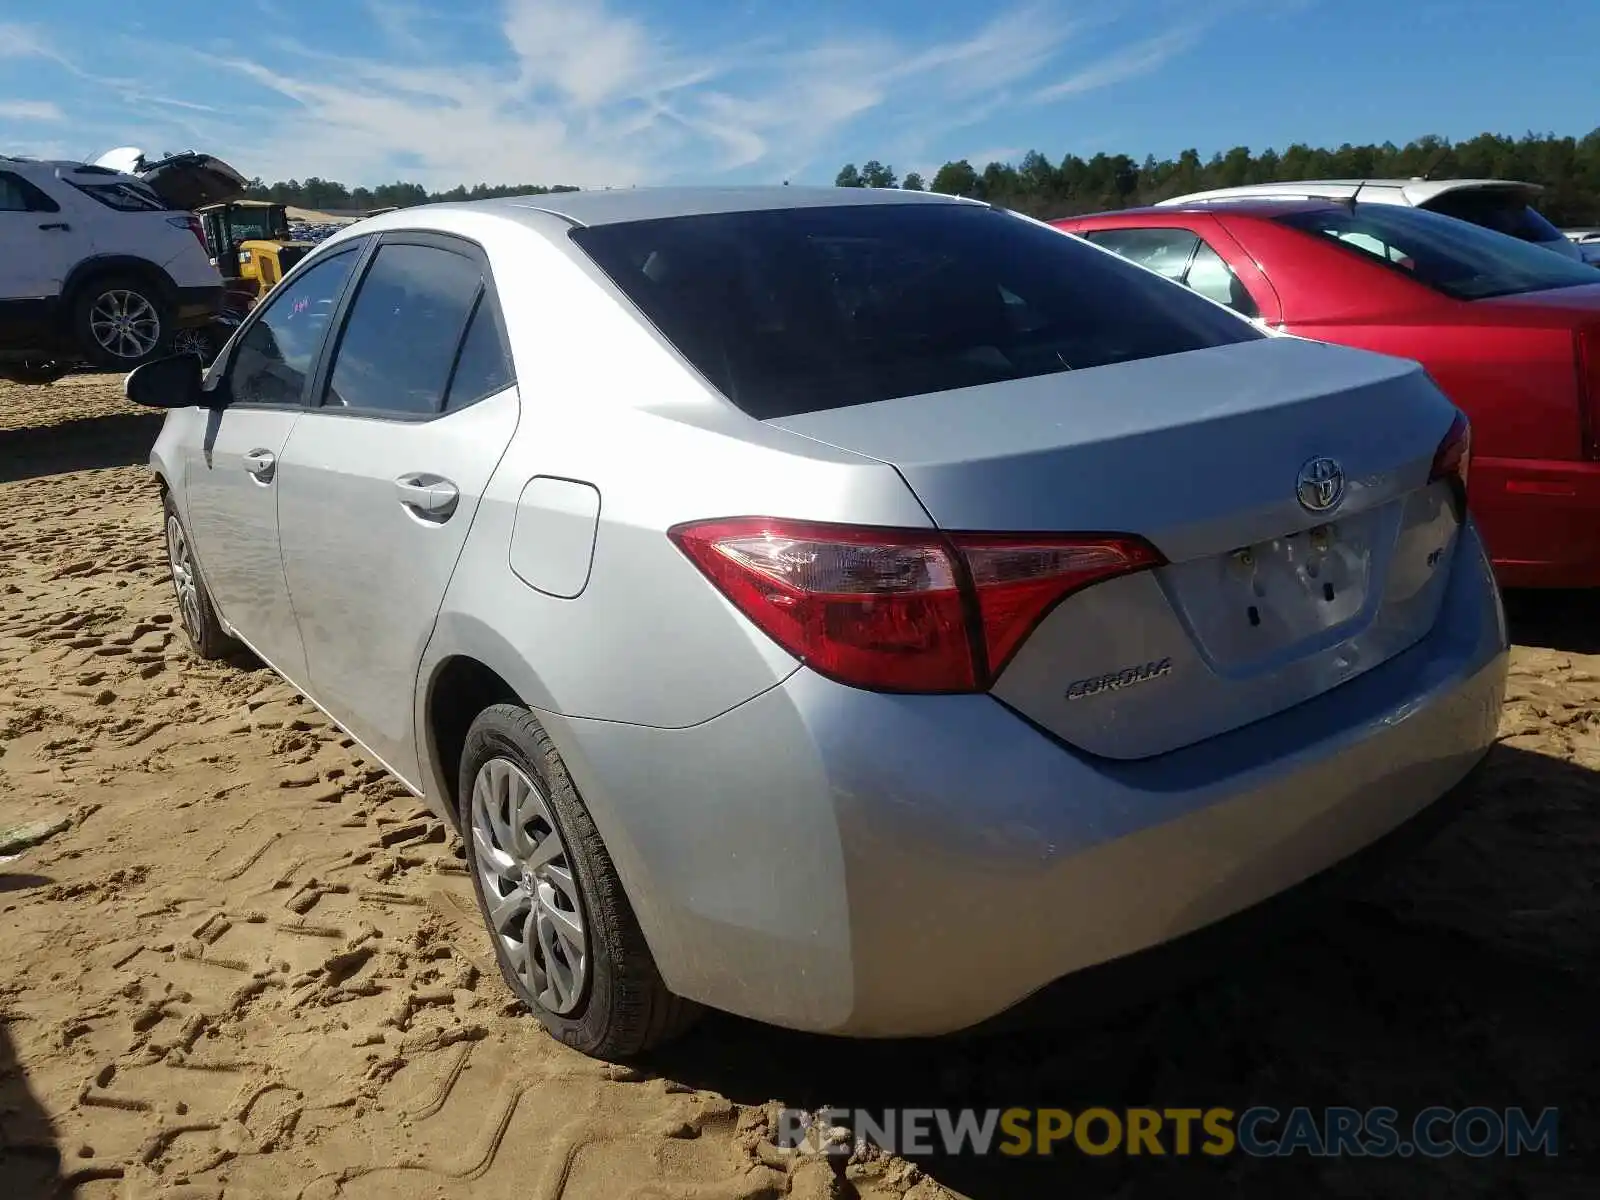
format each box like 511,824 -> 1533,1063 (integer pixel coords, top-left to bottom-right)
769,336 -> 1467,758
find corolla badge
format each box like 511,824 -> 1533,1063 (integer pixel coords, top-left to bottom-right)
1296,456 -> 1345,514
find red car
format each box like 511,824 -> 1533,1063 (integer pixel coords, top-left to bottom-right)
1053,200 -> 1600,588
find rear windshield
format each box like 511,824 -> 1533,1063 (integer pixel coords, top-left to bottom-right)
1422,191 -> 1567,244
1277,204 -> 1600,300
570,203 -> 1263,419
68,178 -> 168,212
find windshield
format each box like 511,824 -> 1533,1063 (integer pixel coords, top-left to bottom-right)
227,207 -> 290,243
1276,204 -> 1600,300
570,203 -> 1263,420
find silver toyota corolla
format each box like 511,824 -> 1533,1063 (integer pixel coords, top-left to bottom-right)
126,186 -> 1508,1060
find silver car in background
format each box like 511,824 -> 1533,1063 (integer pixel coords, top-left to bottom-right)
127,187 -> 1508,1060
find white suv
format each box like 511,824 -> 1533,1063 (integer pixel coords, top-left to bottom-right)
0,154 -> 230,382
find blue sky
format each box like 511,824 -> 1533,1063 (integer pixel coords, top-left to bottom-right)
1,0 -> 1596,190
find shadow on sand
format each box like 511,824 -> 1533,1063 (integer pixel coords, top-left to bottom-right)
647,744 -> 1598,1198
0,977 -> 62,1199
1503,589 -> 1599,656
0,410 -> 162,485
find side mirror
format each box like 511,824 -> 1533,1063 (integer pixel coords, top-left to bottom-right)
125,353 -> 208,409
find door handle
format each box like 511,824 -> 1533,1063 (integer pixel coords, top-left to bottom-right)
38,222 -> 70,231
242,448 -> 277,482
394,473 -> 459,520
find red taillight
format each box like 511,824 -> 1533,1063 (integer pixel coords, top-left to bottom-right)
1577,329 -> 1599,461
1428,412 -> 1471,494
669,517 -> 1164,693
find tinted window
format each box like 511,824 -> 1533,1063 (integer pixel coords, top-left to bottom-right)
1423,191 -> 1567,244
444,297 -> 515,412
1083,228 -> 1198,281
1278,204 -> 1600,300
0,171 -> 58,213
68,179 -> 167,212
571,204 -> 1263,419
228,249 -> 358,407
323,243 -> 482,415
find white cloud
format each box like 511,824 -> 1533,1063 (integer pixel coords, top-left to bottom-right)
1032,26 -> 1203,102
0,2 -> 1228,188
0,100 -> 64,121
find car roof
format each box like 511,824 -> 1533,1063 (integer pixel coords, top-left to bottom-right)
1062,198 -> 1343,223
403,185 -> 979,228
1155,178 -> 1544,208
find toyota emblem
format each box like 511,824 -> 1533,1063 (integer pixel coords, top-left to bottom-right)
1296,457 -> 1345,514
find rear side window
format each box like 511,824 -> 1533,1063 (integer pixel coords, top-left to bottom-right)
322,242 -> 483,416
570,204 -> 1263,419
1277,204 -> 1600,300
1082,228 -> 1199,281
0,171 -> 60,213
67,179 -> 168,212
1423,191 -> 1567,245
444,297 -> 515,412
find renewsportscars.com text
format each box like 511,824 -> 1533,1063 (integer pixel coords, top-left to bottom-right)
776,1105 -> 1559,1159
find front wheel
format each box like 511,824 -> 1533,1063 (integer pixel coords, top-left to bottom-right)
163,495 -> 238,660
170,325 -> 220,365
459,704 -> 699,1059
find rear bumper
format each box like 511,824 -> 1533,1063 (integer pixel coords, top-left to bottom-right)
1474,455 -> 1600,588
545,521 -> 1509,1037
173,285 -> 225,327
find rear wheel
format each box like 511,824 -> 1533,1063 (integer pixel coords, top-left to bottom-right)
459,703 -> 699,1059
73,275 -> 171,369
170,325 -> 219,364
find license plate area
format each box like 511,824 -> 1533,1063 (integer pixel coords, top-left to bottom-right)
1159,511 -> 1380,672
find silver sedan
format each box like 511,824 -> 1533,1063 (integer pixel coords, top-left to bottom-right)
127,186 -> 1508,1060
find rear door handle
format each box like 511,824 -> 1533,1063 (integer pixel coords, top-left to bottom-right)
242,448 -> 276,482
38,222 -> 70,231
394,473 -> 459,520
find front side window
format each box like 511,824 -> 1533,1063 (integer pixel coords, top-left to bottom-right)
1278,204 -> 1600,300
227,249 -> 359,407
571,204 -> 1262,420
322,242 -> 484,416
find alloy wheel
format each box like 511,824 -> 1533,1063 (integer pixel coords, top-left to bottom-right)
89,290 -> 161,361
470,756 -> 589,1015
165,515 -> 203,641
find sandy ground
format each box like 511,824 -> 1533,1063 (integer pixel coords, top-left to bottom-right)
0,377 -> 1596,1199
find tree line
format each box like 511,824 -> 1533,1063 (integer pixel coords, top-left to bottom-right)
837,131 -> 1600,225
242,177 -> 579,213
239,130 -> 1600,225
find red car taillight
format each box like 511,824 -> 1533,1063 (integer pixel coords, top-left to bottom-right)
1576,328 -> 1600,461
669,517 -> 1164,693
1428,411 -> 1472,494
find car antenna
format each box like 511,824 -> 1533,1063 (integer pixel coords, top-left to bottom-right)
1343,180 -> 1366,211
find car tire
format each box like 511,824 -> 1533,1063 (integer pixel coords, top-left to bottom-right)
0,361 -> 69,385
459,703 -> 699,1059
163,494 -> 238,661
170,325 -> 220,365
72,275 -> 173,369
